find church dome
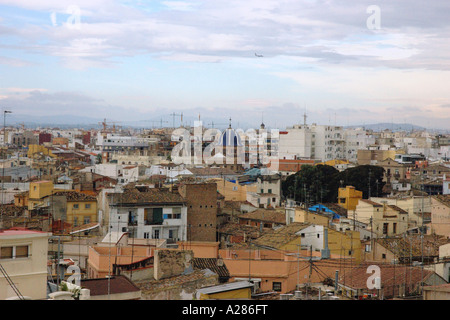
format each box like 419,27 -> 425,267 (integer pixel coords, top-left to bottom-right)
216,126 -> 243,147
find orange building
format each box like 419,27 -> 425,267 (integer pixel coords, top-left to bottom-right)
218,247 -> 350,294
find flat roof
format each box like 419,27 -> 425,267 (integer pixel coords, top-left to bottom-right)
196,281 -> 254,295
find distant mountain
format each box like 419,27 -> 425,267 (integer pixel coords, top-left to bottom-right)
6,114 -> 106,129
345,123 -> 426,132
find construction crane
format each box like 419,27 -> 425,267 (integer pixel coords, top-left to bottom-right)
170,112 -> 183,128
98,118 -> 121,133
142,118 -> 168,129
207,121 -> 227,129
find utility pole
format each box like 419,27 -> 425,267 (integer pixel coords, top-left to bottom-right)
297,243 -> 300,290
307,245 -> 312,299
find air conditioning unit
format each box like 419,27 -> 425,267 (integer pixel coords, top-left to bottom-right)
294,291 -> 302,299
280,294 -> 293,300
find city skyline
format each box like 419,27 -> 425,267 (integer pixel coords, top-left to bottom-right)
1,1 -> 450,129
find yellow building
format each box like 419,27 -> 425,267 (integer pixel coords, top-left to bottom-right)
196,281 -> 254,300
328,228 -> 362,264
338,186 -> 363,211
287,208 -> 331,226
210,178 -> 257,202
27,144 -> 56,159
50,191 -> 98,227
28,181 -> 54,210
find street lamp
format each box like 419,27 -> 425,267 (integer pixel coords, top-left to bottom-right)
3,110 -> 12,148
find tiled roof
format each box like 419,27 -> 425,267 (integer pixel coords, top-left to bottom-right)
239,209 -> 286,224
387,205 -> 408,214
252,222 -> 310,249
338,262 -> 434,296
218,222 -> 273,239
193,258 -> 230,279
321,203 -> 348,217
110,186 -> 186,205
136,269 -> 217,293
189,167 -> 238,176
51,191 -> 97,201
0,204 -> 26,217
434,194 -> 450,208
80,275 -> 141,296
376,235 -> 450,257
359,199 -> 383,207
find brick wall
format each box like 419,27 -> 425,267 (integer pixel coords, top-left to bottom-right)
179,183 -> 217,242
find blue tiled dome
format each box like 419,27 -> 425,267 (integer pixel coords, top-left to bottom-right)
216,127 -> 243,147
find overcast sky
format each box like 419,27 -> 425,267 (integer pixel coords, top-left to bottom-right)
0,0 -> 449,129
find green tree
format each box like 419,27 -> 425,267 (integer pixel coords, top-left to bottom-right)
336,165 -> 385,199
282,164 -> 385,205
282,164 -> 339,204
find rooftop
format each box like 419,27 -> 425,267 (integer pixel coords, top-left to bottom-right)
80,275 -> 141,296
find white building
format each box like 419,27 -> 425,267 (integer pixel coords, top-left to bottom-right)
0,228 -> 51,300
279,123 -> 348,162
105,186 -> 188,244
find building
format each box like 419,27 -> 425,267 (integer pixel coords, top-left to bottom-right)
211,178 -> 257,202
337,186 -> 363,212
178,182 -> 217,242
87,232 -> 154,279
44,191 -> 98,231
0,227 -> 51,300
106,185 -> 188,243
357,149 -> 396,165
423,284 -> 450,300
278,123 -> 345,162
80,275 -> 142,300
196,280 -> 254,300
336,262 -> 446,299
276,159 -> 316,176
430,195 -> 450,236
353,200 -> 409,237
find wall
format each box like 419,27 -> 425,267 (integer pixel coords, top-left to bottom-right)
179,183 -> 217,242
431,198 -> 450,236
153,249 -> 194,281
0,230 -> 51,300
177,241 -> 219,258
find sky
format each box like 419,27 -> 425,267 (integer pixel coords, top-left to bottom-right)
0,0 -> 449,130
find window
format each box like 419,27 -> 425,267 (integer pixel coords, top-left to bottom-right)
273,282 -> 282,292
1,245 -> 29,259
383,223 -> 388,235
339,198 -> 346,204
15,246 -> 28,258
153,229 -> 160,239
73,204 -> 79,209
382,253 -> 386,259
365,244 -> 371,252
1,246 -> 13,259
144,232 -> 149,239
393,223 -> 397,234
84,216 -> 91,224
85,204 -> 91,209
317,234 -> 320,239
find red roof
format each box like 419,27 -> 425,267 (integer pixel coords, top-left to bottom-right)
0,227 -> 47,236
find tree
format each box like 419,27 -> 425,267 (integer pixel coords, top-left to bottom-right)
336,165 -> 385,199
282,165 -> 339,205
282,164 -> 385,205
